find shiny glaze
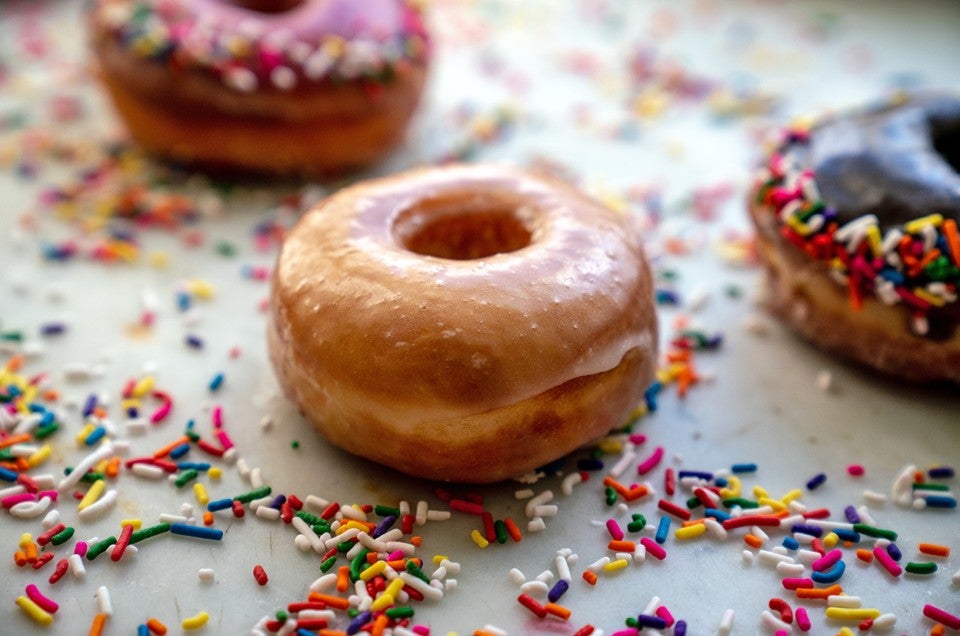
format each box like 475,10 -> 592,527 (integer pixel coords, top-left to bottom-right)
806,93 -> 960,226
271,164 -> 657,423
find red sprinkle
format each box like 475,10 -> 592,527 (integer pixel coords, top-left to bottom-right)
847,464 -> 865,477
518,593 -> 547,618
657,498 -> 692,521
253,564 -> 269,586
111,523 -> 135,562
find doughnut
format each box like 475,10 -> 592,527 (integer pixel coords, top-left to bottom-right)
267,164 -> 659,483
748,92 -> 960,383
88,0 -> 430,176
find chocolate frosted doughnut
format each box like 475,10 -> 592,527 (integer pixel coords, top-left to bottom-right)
748,93 -> 960,383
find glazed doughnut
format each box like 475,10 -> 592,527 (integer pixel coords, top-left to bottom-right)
268,164 -> 658,483
749,92 -> 960,383
88,0 -> 429,175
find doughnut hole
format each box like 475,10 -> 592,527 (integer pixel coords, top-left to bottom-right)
932,124 -> 960,173
228,0 -> 305,13
393,195 -> 534,260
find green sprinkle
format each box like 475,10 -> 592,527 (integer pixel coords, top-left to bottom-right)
349,549 -> 371,582
336,541 -> 353,554
1,330 -> 24,342
233,486 -> 271,504
904,561 -> 937,575
185,430 -> 201,442
130,523 -> 171,544
79,471 -> 104,483
319,556 -> 337,573
404,559 -> 430,584
50,526 -> 75,546
686,496 -> 702,509
34,422 -> 60,439
852,523 -> 897,542
385,606 -> 415,619
174,469 -> 199,488
494,519 -> 508,544
294,511 -> 323,526
627,514 -> 647,533
215,241 -> 236,257
86,536 -> 117,561
604,486 -> 617,506
912,482 -> 950,492
723,497 -> 760,509
374,504 -> 401,518
291,440 -> 300,450
274,610 -> 288,623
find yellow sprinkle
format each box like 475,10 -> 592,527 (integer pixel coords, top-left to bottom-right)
432,554 -> 449,565
470,529 -> 489,548
825,607 -> 881,621
78,479 -> 107,511
674,523 -> 708,540
185,279 -> 216,300
148,251 -> 169,268
865,224 -> 882,258
182,611 -> 210,630
132,375 -> 155,398
384,577 -> 404,599
336,520 -> 370,535
757,497 -> 786,512
836,628 -> 855,636
359,560 -> 387,582
780,488 -> 804,505
752,485 -> 769,499
914,287 -> 946,307
903,213 -> 943,234
719,475 -> 741,499
371,592 -> 395,612
823,532 -> 840,549
15,596 -> 53,626
18,533 -> 34,549
75,422 -> 96,445
207,467 -> 222,480
26,444 -> 52,468
20,386 -> 38,406
603,558 -> 629,572
597,438 -> 623,454
120,519 -> 143,530
193,483 -> 209,506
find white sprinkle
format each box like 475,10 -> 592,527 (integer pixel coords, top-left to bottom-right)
758,549 -> 794,566
740,550 -> 755,565
249,467 -> 264,489
560,472 -> 583,495
863,490 -> 888,506
308,573 -> 337,593
872,613 -> 898,631
555,554 -> 571,582
759,609 -> 791,632
425,509 -> 451,522
415,501 -> 428,525
642,595 -> 661,615
41,509 -> 60,529
609,448 -> 637,478
827,595 -> 862,608
815,369 -> 833,392
532,504 -> 558,517
479,626 -> 507,636
586,556 -> 611,572
718,608 -> 736,634
304,495 -> 329,512
57,443 -> 114,492
524,490 -> 554,518
519,580 -> 548,596
224,67 -> 257,92
507,568 -> 526,585
96,585 -> 113,616
775,561 -> 806,577
77,489 -> 118,521
398,572 -> 443,601
10,497 -> 51,519
158,513 -> 190,525
131,462 -> 166,479
270,66 -> 297,90
68,553 -> 86,579
526,517 -> 546,532
198,568 -> 215,583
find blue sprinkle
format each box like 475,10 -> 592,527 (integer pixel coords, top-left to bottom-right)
655,516 -> 671,544
833,528 -> 861,543
169,523 -> 223,541
678,470 -> 713,481
176,291 -> 192,311
704,508 -> 731,522
208,372 -> 225,392
547,579 -> 569,603
886,542 -> 902,562
0,466 -> 18,482
811,559 -> 845,584
206,498 -> 233,512
637,614 -> 667,629
84,426 -> 107,446
185,334 -> 204,349
806,472 -> 827,490
177,462 -> 210,472
137,625 -> 149,636
782,536 -> 800,551
655,288 -> 681,305
644,382 -> 661,412
924,495 -> 957,509
714,477 -> 728,488
731,463 -> 757,474
169,442 -> 191,459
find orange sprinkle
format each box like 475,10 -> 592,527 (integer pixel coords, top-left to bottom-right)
856,548 -> 874,563
744,534 -> 763,549
370,613 -> 388,636
503,517 -> 522,542
317,630 -> 348,636
608,540 -> 636,552
146,617 -> 168,634
336,566 -> 351,592
307,593 -> 350,611
0,433 -> 32,449
582,570 -> 598,586
152,436 -> 191,459
5,354 -> 24,372
944,219 -> 960,266
24,542 -> 38,563
89,612 -> 108,636
41,389 -> 59,401
918,543 -> 950,558
410,535 -> 422,547
545,602 -> 572,621
105,457 -> 121,479
92,406 -> 109,419
202,511 -> 214,526
14,550 -> 28,567
795,584 -> 842,599
931,623 -> 946,636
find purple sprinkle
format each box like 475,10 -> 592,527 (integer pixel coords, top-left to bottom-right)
185,334 -> 204,349
372,515 -> 397,538
886,542 -> 902,562
636,614 -> 667,629
40,322 -> 67,336
82,394 -> 98,418
791,524 -> 824,538
269,494 -> 286,510
346,610 -> 372,635
674,620 -> 687,636
928,466 -> 955,479
547,578 -> 569,603
844,505 -> 861,524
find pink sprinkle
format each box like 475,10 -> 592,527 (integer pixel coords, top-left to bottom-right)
781,577 -> 814,590
811,549 -> 842,572
215,429 -> 235,451
411,626 -> 431,636
637,446 -> 664,475
873,545 -> 902,577
655,605 -> 675,627
74,541 -> 88,557
149,391 -> 173,424
795,607 -> 811,631
2,492 -> 36,508
640,537 -> 666,560
212,405 -> 223,428
847,464 -> 865,477
923,604 -> 960,630
25,583 -> 58,613
605,519 -> 624,541
628,433 -> 647,445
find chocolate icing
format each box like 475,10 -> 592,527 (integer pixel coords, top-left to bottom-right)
808,94 -> 960,226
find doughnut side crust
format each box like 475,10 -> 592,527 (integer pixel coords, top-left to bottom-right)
748,192 -> 960,384
90,36 -> 428,174
268,164 -> 658,482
